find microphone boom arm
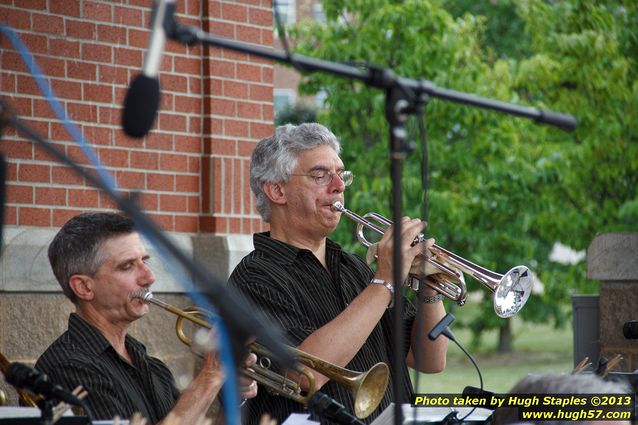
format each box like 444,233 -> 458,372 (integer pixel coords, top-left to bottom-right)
169,23 -> 577,131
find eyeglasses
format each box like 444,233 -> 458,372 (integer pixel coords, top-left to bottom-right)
291,169 -> 354,187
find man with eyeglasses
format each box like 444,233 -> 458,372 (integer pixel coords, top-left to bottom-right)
229,123 -> 448,425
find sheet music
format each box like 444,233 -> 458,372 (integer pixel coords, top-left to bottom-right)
0,407 -> 42,418
0,409 -> 126,424
282,413 -> 320,425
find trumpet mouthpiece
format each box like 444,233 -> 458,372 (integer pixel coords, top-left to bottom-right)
331,201 -> 345,212
130,288 -> 152,302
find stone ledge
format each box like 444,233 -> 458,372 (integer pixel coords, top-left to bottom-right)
587,233 -> 638,281
0,226 -> 254,293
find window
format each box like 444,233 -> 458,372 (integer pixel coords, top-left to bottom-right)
273,0 -> 296,25
274,89 -> 296,116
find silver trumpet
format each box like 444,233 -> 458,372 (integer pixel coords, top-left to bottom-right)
332,201 -> 533,318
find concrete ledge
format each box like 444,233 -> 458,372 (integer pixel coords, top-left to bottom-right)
587,233 -> 638,281
0,226 -> 254,293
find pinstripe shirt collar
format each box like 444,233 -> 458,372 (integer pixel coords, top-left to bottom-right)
68,312 -> 145,357
253,232 -> 343,265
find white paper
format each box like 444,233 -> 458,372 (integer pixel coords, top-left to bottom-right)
282,413 -> 320,425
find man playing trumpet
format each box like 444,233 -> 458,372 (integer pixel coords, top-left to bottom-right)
230,123 -> 449,424
36,213 -> 258,424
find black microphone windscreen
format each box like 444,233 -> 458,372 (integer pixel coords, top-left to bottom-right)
5,362 -> 83,406
307,391 -> 365,425
4,362 -> 38,388
462,385 -> 501,400
122,74 -> 161,138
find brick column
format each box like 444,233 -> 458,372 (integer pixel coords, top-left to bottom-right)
587,233 -> 638,372
0,0 -> 274,405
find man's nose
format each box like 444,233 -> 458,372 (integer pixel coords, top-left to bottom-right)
139,261 -> 155,285
330,173 -> 346,193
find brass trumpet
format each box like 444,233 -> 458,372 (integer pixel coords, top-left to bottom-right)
134,290 -> 389,419
332,201 -> 533,318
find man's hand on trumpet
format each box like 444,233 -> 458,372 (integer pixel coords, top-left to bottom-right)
192,328 -> 259,401
239,353 -> 258,400
374,216 -> 435,287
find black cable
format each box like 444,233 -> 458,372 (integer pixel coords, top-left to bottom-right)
272,0 -> 292,62
417,113 -> 429,222
428,313 -> 484,422
452,339 -> 483,422
411,104 -> 430,425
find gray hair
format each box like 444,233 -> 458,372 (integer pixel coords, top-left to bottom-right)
509,373 -> 631,395
48,213 -> 136,304
493,373 -> 632,425
250,123 -> 341,222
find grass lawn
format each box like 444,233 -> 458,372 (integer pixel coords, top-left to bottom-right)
411,305 -> 574,394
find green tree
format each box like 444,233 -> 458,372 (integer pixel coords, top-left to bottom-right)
286,0 -> 637,351
442,0 -> 531,59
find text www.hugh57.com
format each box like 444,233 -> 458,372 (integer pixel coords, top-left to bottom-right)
520,409 -> 633,421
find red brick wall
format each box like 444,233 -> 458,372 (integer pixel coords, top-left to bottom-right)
0,0 -> 272,234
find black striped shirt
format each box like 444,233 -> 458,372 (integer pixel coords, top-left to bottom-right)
229,232 -> 416,425
35,313 -> 180,424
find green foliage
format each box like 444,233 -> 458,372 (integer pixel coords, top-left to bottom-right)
288,0 -> 637,348
441,0 -> 532,59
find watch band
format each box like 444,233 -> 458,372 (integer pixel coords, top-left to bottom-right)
418,293 -> 444,304
370,278 -> 394,308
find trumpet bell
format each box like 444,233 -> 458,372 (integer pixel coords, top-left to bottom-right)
493,266 -> 533,318
351,362 -> 389,418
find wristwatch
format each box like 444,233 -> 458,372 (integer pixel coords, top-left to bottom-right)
418,293 -> 444,304
370,278 -> 394,308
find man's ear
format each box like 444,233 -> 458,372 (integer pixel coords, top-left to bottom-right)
69,275 -> 94,301
263,181 -> 286,206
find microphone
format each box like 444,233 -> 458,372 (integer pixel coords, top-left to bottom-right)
4,362 -> 83,406
307,391 -> 365,425
462,385 -> 498,399
623,320 -> 638,340
122,0 -> 176,138
462,385 -> 503,410
428,313 -> 456,341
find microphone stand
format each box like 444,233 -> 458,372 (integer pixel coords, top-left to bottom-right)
163,17 -> 577,425
37,398 -> 54,425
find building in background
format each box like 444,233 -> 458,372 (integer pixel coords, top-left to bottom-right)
272,0 -> 325,122
0,0 -> 274,404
